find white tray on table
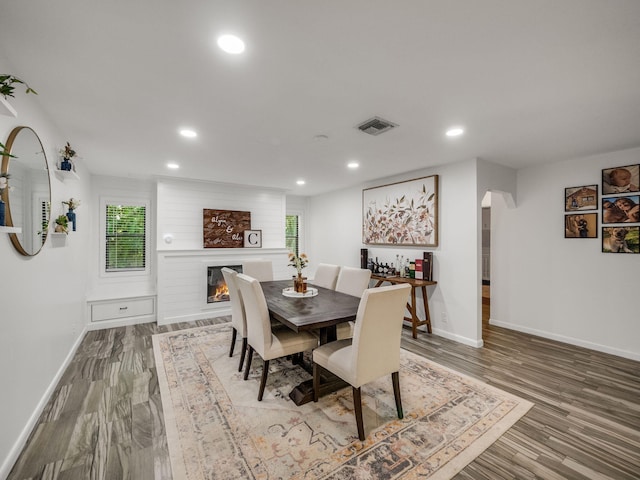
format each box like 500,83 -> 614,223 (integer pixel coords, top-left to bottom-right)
282,287 -> 318,298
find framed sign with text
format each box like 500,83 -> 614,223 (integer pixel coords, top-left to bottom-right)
203,209 -> 251,248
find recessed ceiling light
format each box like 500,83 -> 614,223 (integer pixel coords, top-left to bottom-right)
179,129 -> 197,138
296,179 -> 306,186
446,127 -> 465,137
347,162 -> 359,169
167,163 -> 180,169
217,34 -> 245,54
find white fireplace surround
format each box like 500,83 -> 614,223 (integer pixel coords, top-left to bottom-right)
157,248 -> 290,325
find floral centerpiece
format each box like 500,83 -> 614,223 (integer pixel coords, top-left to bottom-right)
288,253 -> 309,293
59,142 -> 77,171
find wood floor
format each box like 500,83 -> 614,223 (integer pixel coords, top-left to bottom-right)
8,310 -> 640,479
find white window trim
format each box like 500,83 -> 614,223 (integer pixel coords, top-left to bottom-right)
99,196 -> 151,278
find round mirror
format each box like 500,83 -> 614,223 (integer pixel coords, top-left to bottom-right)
1,126 -> 51,256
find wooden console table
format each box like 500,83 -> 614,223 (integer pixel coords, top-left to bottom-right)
371,275 -> 437,338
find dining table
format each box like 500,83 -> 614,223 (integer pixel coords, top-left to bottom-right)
260,279 -> 361,405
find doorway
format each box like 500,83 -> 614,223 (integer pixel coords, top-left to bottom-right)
481,193 -> 491,334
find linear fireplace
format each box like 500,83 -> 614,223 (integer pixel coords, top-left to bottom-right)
207,265 -> 243,303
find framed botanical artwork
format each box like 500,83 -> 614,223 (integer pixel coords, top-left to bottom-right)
602,195 -> 640,224
243,229 -> 262,248
565,185 -> 598,211
565,213 -> 597,238
602,164 -> 639,195
602,226 -> 640,253
363,175 -> 438,247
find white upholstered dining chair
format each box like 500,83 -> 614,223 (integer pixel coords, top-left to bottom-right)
242,259 -> 274,281
335,266 -> 372,340
222,267 -> 249,372
311,263 -> 341,290
235,273 -> 319,401
313,283 -> 411,440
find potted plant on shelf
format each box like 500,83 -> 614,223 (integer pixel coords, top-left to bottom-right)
288,252 -> 309,293
0,75 -> 37,99
54,215 -> 69,234
58,142 -> 77,171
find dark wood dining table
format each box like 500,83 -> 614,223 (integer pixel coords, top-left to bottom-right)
260,279 -> 361,405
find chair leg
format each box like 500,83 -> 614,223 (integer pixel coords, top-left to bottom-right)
352,386 -> 365,441
229,327 -> 237,357
392,371 -> 403,419
243,346 -> 254,380
258,359 -> 270,401
238,338 -> 248,372
313,363 -> 320,402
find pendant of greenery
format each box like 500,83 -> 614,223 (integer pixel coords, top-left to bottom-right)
0,75 -> 37,99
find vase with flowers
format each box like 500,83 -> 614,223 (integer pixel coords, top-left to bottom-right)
59,142 -> 77,171
63,198 -> 80,231
0,172 -> 9,226
288,252 -> 309,293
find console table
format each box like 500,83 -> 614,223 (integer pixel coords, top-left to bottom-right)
371,275 -> 437,338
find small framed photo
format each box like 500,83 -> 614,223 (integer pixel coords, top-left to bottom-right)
602,164 -> 639,195
602,195 -> 640,224
602,226 -> 640,253
565,213 -> 597,238
565,185 -> 598,211
243,229 -> 262,248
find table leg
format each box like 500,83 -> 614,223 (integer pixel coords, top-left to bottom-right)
421,286 -> 432,333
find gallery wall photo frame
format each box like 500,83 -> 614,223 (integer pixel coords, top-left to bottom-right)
565,213 -> 598,238
565,185 -> 598,212
602,164 -> 640,195
243,229 -> 262,248
602,226 -> 640,253
601,195 -> 640,224
363,175 -> 439,247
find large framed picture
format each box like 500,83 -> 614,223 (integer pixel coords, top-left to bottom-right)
363,175 -> 438,247
565,213 -> 597,238
565,185 -> 598,211
602,226 -> 640,253
203,209 -> 251,248
602,164 -> 639,195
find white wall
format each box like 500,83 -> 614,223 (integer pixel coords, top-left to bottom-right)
307,159 -> 486,347
492,147 -> 640,360
0,56 -> 91,477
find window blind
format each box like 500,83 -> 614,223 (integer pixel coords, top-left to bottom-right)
105,204 -> 146,271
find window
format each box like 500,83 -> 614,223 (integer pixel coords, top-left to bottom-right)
105,203 -> 147,272
285,214 -> 299,256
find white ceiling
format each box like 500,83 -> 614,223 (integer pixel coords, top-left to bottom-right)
2,0 -> 640,196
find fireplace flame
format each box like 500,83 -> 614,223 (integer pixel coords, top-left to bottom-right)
214,283 -> 229,301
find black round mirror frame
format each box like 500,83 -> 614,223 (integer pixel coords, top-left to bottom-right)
1,126 -> 52,256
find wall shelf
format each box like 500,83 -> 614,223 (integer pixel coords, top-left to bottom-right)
0,97 -> 17,117
54,169 -> 80,182
0,226 -> 22,233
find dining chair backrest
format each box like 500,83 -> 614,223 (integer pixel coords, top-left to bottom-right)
235,273 -> 273,357
351,284 -> 411,386
242,259 -> 274,281
335,266 -> 372,298
312,263 -> 341,290
222,267 -> 246,337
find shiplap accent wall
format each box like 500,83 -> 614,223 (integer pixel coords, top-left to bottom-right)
155,178 -> 290,325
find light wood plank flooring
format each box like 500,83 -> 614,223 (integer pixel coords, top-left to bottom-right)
8,312 -> 640,479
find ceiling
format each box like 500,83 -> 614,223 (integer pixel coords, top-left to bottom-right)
2,0 -> 639,196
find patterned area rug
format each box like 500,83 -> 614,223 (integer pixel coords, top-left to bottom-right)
153,324 -> 532,479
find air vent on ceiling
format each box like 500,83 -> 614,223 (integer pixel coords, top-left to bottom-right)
356,116 -> 398,136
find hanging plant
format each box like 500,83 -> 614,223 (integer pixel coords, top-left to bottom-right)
0,75 -> 38,99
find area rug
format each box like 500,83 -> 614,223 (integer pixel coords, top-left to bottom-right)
153,324 -> 533,479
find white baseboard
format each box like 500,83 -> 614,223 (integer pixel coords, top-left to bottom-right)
158,307 -> 231,326
432,327 -> 484,348
0,325 -> 88,479
489,318 -> 640,362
